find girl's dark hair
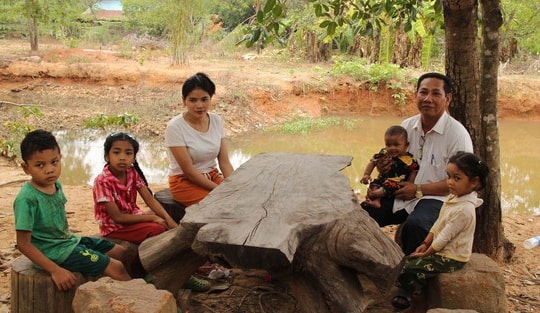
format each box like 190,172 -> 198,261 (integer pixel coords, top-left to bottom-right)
416,72 -> 453,94
104,132 -> 149,188
448,151 -> 489,190
20,129 -> 61,162
182,72 -> 216,98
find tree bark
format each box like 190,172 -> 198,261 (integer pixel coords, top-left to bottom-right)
25,0 -> 39,52
478,0 -> 514,261
444,0 -> 513,262
443,0 -> 481,145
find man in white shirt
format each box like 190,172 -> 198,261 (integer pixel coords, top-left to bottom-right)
362,72 -> 473,255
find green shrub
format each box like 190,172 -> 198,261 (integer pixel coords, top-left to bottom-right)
266,117 -> 355,135
83,113 -> 140,129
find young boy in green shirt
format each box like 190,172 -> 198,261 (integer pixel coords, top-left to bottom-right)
13,129 -> 131,291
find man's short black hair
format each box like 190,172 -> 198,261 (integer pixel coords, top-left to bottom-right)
20,129 -> 60,162
416,72 -> 453,94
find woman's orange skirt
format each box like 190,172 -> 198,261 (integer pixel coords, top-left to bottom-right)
169,168 -> 224,206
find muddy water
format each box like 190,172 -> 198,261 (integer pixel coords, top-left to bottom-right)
55,117 -> 540,215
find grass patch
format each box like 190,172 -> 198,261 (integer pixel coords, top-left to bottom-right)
83,113 -> 140,129
329,56 -> 409,84
65,56 -> 92,64
266,116 -> 357,135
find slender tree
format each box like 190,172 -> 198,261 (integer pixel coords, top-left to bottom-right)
477,0 -> 512,261
122,0 -> 208,65
444,0 -> 510,261
24,0 -> 39,51
165,0 -> 208,65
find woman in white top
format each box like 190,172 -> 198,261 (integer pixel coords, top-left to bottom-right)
165,72 -> 234,207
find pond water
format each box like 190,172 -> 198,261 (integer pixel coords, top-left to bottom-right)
54,117 -> 540,215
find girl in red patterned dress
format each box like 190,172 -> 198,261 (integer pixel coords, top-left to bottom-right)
93,133 -> 178,244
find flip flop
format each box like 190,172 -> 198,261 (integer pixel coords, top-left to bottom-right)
206,282 -> 230,294
183,275 -> 211,292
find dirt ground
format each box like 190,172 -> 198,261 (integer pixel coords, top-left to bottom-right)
0,38 -> 539,312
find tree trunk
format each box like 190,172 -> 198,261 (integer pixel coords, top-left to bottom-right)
371,24 -> 380,63
477,0 -> 515,262
408,34 -> 423,68
443,0 -> 481,144
444,0 -> 514,262
25,0 -> 39,52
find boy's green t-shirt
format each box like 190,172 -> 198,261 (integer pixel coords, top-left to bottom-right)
13,181 -> 81,265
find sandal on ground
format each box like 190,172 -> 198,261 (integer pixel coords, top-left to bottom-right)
183,275 -> 211,292
391,290 -> 411,310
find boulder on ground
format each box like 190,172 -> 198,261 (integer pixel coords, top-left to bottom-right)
427,253 -> 506,313
72,277 -> 177,313
428,309 -> 479,313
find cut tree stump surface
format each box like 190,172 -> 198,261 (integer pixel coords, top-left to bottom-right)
183,152 -> 363,268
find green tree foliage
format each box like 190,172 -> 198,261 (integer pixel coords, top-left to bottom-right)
209,0 -> 255,31
237,0 -> 288,52
240,0 -> 445,64
39,0 -> 87,39
1,105 -> 43,158
501,0 -> 540,56
122,0 -> 167,35
165,0 -> 208,65
1,0 -> 89,50
122,0 -> 210,65
80,0 -> 101,17
0,0 -> 26,35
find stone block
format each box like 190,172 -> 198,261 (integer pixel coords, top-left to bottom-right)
72,277 -> 177,313
428,309 -> 479,313
427,253 -> 506,313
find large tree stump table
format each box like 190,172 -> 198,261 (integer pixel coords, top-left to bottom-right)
139,152 -> 404,313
